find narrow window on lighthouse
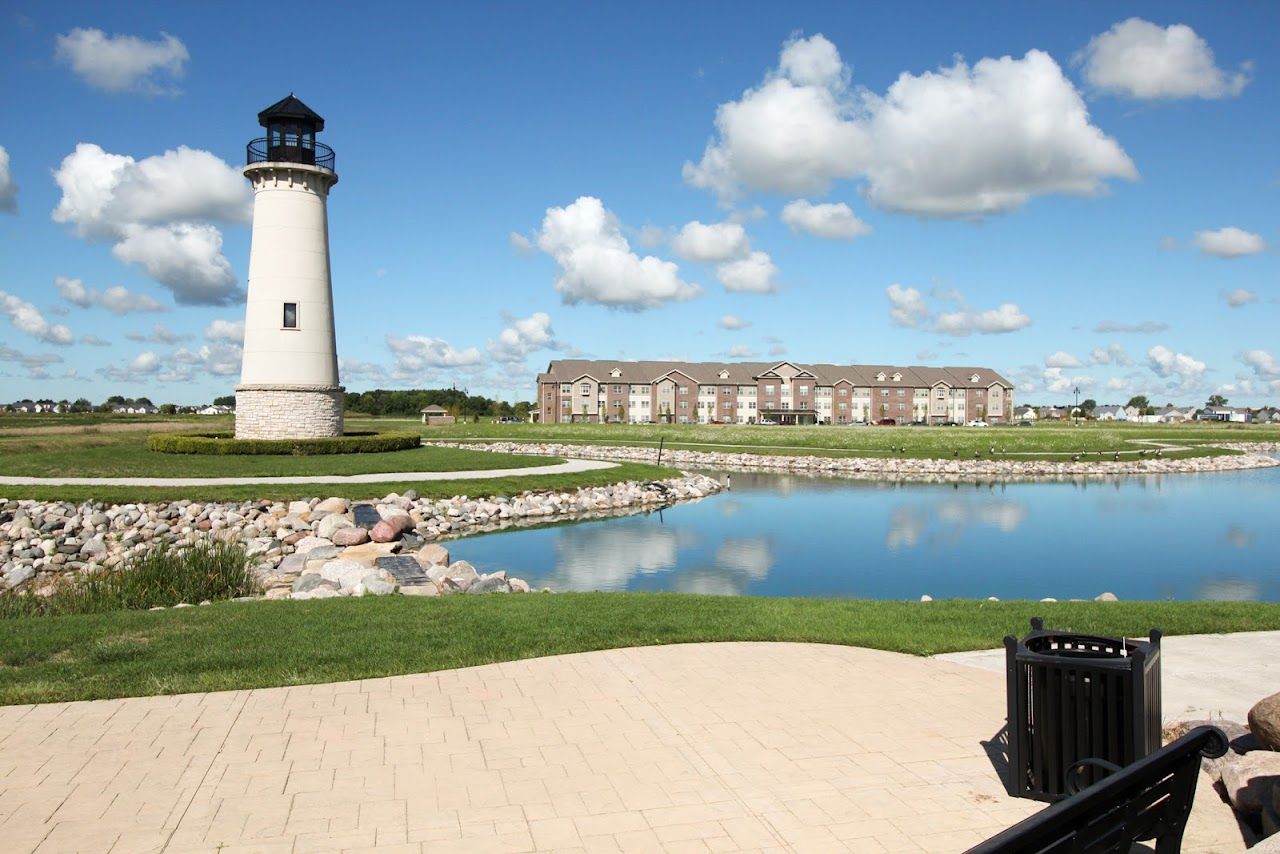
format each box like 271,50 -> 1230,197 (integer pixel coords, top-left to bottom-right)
283,302 -> 298,329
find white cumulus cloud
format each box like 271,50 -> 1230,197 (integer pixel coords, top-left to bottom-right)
1193,227 -> 1266,259
684,34 -> 1136,217
718,314 -> 751,331
1224,289 -> 1258,308
535,196 -> 700,310
1045,351 -> 1083,368
1093,320 -> 1168,334
487,312 -> 559,363
1079,18 -> 1250,100
55,28 -> 189,95
935,303 -> 1031,336
781,199 -> 871,239
1090,344 -> 1132,366
886,283 -> 928,328
1240,350 -> 1280,379
716,250 -> 778,294
129,351 -> 160,373
55,276 -> 165,314
126,323 -> 188,345
723,344 -> 757,359
387,334 -> 485,375
1147,345 -> 1207,387
0,290 -> 74,345
671,220 -> 750,263
52,143 -> 250,305
0,145 -> 17,213
204,319 -> 245,343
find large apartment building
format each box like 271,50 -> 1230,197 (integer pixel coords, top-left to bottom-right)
536,360 -> 1014,425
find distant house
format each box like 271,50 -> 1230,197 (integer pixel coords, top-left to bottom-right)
34,399 -> 64,413
1198,406 -> 1250,423
420,404 -> 455,426
109,403 -> 158,415
1156,406 -> 1195,423
1038,407 -> 1065,420
197,404 -> 234,416
1094,405 -> 1129,422
1255,407 -> 1280,423
1014,405 -> 1037,422
9,399 -> 36,413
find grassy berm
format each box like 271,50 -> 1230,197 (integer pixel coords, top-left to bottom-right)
2,594 -> 1278,705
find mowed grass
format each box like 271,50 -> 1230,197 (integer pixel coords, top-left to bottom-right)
423,420 -> 1277,461
2,594 -> 1278,704
0,462 -> 676,503
0,430 -> 561,478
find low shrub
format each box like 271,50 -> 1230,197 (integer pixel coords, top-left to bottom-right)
148,430 -> 420,456
0,539 -> 258,618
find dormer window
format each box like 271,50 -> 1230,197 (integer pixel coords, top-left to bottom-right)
610,368 -> 621,378
875,372 -> 886,382
718,369 -> 730,379
971,373 -> 981,382
892,372 -> 902,382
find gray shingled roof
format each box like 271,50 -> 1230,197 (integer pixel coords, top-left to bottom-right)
539,360 -> 1011,388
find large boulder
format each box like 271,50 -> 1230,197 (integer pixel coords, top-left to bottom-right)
314,497 -> 350,515
320,559 -> 369,592
292,574 -> 335,595
468,573 -> 510,595
332,526 -> 370,546
315,513 -> 353,541
292,536 -> 331,555
415,543 -> 450,568
1250,691 -> 1280,752
359,572 -> 396,596
1220,751 -> 1280,814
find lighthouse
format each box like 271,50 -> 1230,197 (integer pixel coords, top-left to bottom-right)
235,95 -> 343,439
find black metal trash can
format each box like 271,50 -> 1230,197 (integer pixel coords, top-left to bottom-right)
1004,617 -> 1162,801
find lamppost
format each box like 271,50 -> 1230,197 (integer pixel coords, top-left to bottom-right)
1073,385 -> 1081,425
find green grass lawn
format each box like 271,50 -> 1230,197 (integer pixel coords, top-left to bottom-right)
421,420 -> 1276,461
0,462 -> 676,503
3,594 -> 1278,704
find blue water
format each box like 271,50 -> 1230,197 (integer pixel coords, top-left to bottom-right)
449,465 -> 1280,601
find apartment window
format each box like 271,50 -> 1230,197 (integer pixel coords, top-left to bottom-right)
977,389 -> 985,399
722,386 -> 732,394
579,382 -> 591,395
765,385 -> 776,396
838,402 -> 848,411
640,400 -> 649,408
678,400 -> 689,410
896,389 -> 905,397
935,389 -> 946,399
544,392 -> 553,401
838,388 -> 849,397
612,385 -> 623,394
881,389 -> 889,397
561,401 -> 571,411
781,402 -> 790,410
897,403 -> 906,412
560,384 -> 571,394
798,385 -> 809,396
679,386 -> 689,395
282,302 -> 298,329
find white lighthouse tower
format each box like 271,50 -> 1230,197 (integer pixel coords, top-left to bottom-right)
235,95 -> 343,439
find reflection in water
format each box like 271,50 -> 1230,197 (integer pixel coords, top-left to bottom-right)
887,499 -> 1028,550
1199,577 -> 1262,601
1224,526 -> 1254,548
547,521 -> 695,590
448,466 -> 1280,601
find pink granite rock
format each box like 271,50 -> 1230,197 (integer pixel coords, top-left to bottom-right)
331,526 -> 370,546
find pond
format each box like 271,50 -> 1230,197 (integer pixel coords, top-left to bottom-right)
448,464 -> 1280,601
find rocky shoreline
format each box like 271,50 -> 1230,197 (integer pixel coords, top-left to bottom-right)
0,474 -> 722,597
434,441 -> 1280,480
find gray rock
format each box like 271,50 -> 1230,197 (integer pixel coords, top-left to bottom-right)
276,553 -> 308,576
315,514 -> 352,541
1221,750 -> 1280,814
400,584 -> 440,597
1250,691 -> 1280,752
293,587 -> 343,601
292,536 -> 332,555
320,559 -> 370,591
4,564 -> 34,589
446,560 -> 479,586
416,543 -> 450,567
332,526 -> 370,546
359,573 -> 396,596
314,497 -> 350,515
467,574 -> 510,595
303,544 -> 339,561
292,574 -> 330,594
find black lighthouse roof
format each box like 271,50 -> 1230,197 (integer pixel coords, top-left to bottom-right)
257,94 -> 324,131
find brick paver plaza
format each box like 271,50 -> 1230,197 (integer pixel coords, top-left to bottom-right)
0,642 -> 1246,853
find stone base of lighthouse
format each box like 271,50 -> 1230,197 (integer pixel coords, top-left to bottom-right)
234,385 -> 345,439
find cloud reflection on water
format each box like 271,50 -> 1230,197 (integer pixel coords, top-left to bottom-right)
887,499 -> 1028,550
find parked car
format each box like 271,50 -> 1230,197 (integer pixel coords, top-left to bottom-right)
966,419 -> 989,427
496,416 -> 523,423
758,418 -> 778,425
876,418 -> 897,426
1017,421 -> 1035,427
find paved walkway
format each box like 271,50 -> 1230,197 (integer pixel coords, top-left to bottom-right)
0,640 -> 1250,853
0,459 -> 617,488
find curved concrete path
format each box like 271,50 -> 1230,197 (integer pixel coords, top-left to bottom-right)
0,640 -> 1247,853
0,458 -> 618,488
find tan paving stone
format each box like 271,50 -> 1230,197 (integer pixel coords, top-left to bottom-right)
0,642 -> 1253,852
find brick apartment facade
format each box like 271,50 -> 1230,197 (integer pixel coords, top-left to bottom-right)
535,360 -> 1014,425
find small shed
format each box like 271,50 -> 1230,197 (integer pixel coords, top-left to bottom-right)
420,405 -> 455,426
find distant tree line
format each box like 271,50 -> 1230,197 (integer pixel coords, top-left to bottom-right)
344,388 -> 534,420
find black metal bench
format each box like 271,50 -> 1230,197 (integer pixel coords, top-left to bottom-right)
966,724 -> 1228,853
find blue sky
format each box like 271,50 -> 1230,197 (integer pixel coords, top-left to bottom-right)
1,1 -> 1276,405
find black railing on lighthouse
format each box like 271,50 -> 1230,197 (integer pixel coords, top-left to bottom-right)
246,137 -> 335,172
